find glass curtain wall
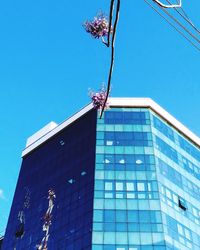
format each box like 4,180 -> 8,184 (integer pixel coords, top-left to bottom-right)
92,108 -> 165,250
3,110 -> 97,250
151,112 -> 200,250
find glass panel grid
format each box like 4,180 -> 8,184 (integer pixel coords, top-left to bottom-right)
93,108 -> 165,249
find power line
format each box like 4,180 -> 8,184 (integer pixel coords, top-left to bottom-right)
166,0 -> 200,35
94,0 -> 200,118
153,0 -> 182,8
144,0 -> 200,52
156,3 -> 200,44
175,0 -> 190,19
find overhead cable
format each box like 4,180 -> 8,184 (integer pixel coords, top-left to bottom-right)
166,0 -> 200,35
144,0 -> 200,52
155,2 -> 200,44
153,0 -> 182,8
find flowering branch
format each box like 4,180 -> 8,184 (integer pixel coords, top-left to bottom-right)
83,14 -> 111,43
84,0 -> 121,118
105,0 -> 115,47
100,0 -> 121,118
89,86 -> 108,110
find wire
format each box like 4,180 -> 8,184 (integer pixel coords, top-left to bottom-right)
153,0 -> 182,8
99,0 -> 200,119
144,0 -> 200,52
175,0 -> 190,19
166,0 -> 200,35
156,2 -> 200,45
100,0 -> 121,118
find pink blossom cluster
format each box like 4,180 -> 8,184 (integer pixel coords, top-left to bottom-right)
90,90 -> 108,109
84,14 -> 110,39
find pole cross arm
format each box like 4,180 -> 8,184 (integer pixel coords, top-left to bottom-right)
153,0 -> 182,8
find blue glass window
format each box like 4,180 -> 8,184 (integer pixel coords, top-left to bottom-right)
104,111 -> 148,125
178,135 -> 200,161
153,115 -> 175,141
155,137 -> 178,163
104,132 -> 152,147
104,210 -> 115,222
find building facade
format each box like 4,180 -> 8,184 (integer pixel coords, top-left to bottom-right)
2,98 -> 200,250
0,237 -> 3,250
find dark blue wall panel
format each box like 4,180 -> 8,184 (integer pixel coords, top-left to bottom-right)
3,109 -> 97,250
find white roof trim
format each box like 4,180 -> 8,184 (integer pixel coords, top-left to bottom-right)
22,98 -> 200,157
26,122 -> 58,148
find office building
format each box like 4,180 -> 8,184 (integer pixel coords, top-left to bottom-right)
2,98 -> 200,250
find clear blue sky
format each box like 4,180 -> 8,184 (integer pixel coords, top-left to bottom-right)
0,0 -> 200,233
